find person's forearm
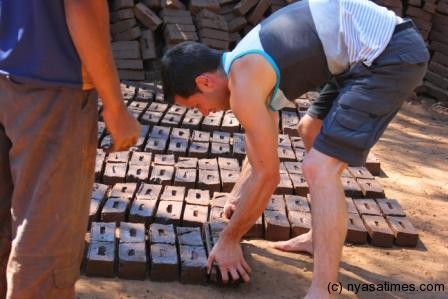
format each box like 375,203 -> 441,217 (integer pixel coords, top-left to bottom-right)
64,0 -> 124,112
229,157 -> 251,200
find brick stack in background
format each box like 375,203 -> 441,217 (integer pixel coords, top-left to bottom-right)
404,0 -> 435,42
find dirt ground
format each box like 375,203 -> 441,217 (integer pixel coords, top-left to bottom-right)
76,100 -> 448,299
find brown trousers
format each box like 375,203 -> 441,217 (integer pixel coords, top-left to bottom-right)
0,76 -> 97,299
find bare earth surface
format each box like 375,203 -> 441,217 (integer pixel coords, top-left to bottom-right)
76,101 -> 448,299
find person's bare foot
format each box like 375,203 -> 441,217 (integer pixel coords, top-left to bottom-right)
270,230 -> 313,255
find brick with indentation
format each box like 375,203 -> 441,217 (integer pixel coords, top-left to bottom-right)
182,204 -> 209,227
386,216 -> 418,247
150,243 -> 178,281
288,210 -> 311,237
346,213 -> 368,244
264,209 -> 290,241
376,198 -> 406,217
362,215 -> 394,247
155,200 -> 183,225
129,199 -> 158,224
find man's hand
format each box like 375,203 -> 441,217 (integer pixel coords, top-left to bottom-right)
102,104 -> 140,153
207,236 -> 251,283
223,196 -> 238,219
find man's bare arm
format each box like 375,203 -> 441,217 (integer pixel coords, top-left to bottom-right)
64,0 -> 140,151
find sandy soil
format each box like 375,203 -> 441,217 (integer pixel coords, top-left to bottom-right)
76,100 -> 448,299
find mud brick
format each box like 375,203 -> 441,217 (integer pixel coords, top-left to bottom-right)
432,52 -> 448,68
248,0 -> 271,25
212,131 -> 231,144
185,189 -> 210,206
210,142 -> 231,157
101,197 -> 129,224
425,71 -> 448,90
150,243 -> 179,281
358,178 -> 385,198
221,114 -> 240,132
289,173 -> 309,196
111,0 -> 134,11
90,191 -> 107,223
196,18 -> 229,31
183,204 -> 209,227
234,0 -> 258,15
129,199 -> 158,224
275,173 -> 293,195
278,134 -> 292,147
386,216 -> 418,247
192,130 -> 210,142
232,132 -> 245,144
161,113 -> 183,127
164,26 -> 199,43
130,152 -> 152,166
179,245 -> 208,284
168,138 -> 189,158
163,15 -> 195,24
103,162 -> 127,185
92,183 -> 109,201
279,162 -> 287,174
168,104 -> 188,115
115,59 -> 144,70
136,183 -> 163,201
117,69 -> 145,81
362,215 -> 394,247
182,115 -> 203,129
113,26 -> 142,41
438,1 -> 448,14
424,81 -> 448,102
346,197 -> 358,214
218,157 -> 240,171
174,168 -> 197,188
264,209 -> 290,241
129,100 -> 149,112
134,3 -> 162,31
177,227 -> 203,246
189,141 -> 210,158
161,185 -> 186,202
201,116 -> 222,131
211,192 -> 230,208
376,198 -> 406,217
364,152 -> 381,176
110,8 -> 135,23
341,177 -> 363,198
190,0 -> 221,14
278,146 -> 296,162
100,134 -> 112,149
347,166 -> 374,180
229,32 -> 242,45
161,8 -> 193,17
201,37 -> 229,49
199,28 -> 230,41
293,148 -> 305,162
244,216 -> 264,238
198,169 -> 221,193
119,222 -> 146,243
209,206 -> 227,221
406,6 -> 433,22
140,29 -> 157,60
430,30 -> 448,45
412,18 -> 432,32
198,158 -> 218,170
346,213 -> 368,244
111,18 -> 137,35
155,200 -> 183,225
220,170 -> 239,192
149,223 -> 176,244
154,154 -> 176,166
126,164 -> 150,183
354,198 -> 382,216
107,151 -> 131,164
91,222 -> 117,243
148,102 -> 169,113
285,195 -> 310,213
110,182 -> 138,200
149,165 -> 174,185
86,242 -> 116,278
163,0 -> 186,10
171,128 -> 191,140
288,210 -> 311,237
232,142 -> 246,162
176,157 -> 198,169
284,161 -> 302,174
118,242 -> 147,280
202,223 -> 219,282
196,8 -> 222,19
266,195 -> 286,211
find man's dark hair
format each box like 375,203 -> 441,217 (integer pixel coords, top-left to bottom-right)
161,42 -> 223,103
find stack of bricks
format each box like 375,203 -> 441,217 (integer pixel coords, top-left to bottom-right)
161,8 -> 198,48
195,9 -> 231,50
404,0 -> 436,41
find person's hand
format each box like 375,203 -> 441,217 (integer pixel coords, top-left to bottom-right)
207,235 -> 251,283
224,195 -> 238,219
102,103 -> 140,153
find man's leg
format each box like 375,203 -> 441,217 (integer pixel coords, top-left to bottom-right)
3,78 -> 97,299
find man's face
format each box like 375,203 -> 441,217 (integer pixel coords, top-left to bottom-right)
174,90 -> 230,116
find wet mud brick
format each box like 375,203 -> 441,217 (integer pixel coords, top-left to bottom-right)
150,125 -> 171,140
118,242 -> 147,280
112,41 -> 140,59
126,164 -> 150,183
232,141 -> 246,162
177,227 -> 204,246
91,222 -> 117,243
134,3 -> 162,31
86,241 -> 116,278
119,222 -> 146,243
284,161 -> 303,174
129,199 -> 158,224
218,157 -> 240,171
171,128 -> 191,141
386,216 -> 419,247
285,195 -> 310,213
101,197 -> 129,224
220,169 -> 239,192
234,0 -> 258,15
376,198 -> 406,217
155,200 -> 183,225
202,221 -> 226,283
221,113 -> 240,132
278,134 -> 292,147
346,213 -> 368,244
275,173 -> 294,195
212,131 -> 231,144
198,158 -> 218,170
293,149 -> 305,162
161,113 -> 183,127
136,183 -> 163,201
148,102 -> 168,113
188,141 -> 210,158
179,245 -> 208,284
110,182 -> 138,200
174,168 -> 197,188
153,154 -> 176,166
182,114 -> 203,129
264,209 -> 290,241
167,104 -> 188,116
176,157 -> 198,169
346,197 -> 358,214
347,166 -> 374,180
168,138 -> 189,158
291,137 -> 305,149
209,206 -> 227,222
288,210 -> 311,237
150,243 -> 179,281
358,178 -> 385,198
201,115 -> 222,131
364,152 -> 381,176
232,132 -> 245,145
160,185 -> 186,202
198,169 -> 221,193
185,189 -> 210,206
341,177 -> 363,198
266,194 -> 286,211
130,151 -> 152,166
289,173 -> 308,196
149,223 -> 176,244
145,137 -> 168,154
354,198 -> 382,216
95,150 -> 106,181
149,165 -> 174,186
244,215 -> 264,238
103,162 -> 127,185
362,215 -> 394,247
140,29 -> 157,60
90,184 -> 109,223
248,0 -> 271,25
141,110 -> 162,125
183,204 -> 209,227
211,192 -> 230,208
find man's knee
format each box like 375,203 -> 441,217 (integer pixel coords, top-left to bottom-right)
297,114 -> 322,141
302,148 -> 346,184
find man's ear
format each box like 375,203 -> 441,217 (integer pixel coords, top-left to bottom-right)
195,73 -> 214,92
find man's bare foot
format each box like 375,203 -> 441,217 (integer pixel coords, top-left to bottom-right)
270,230 -> 313,255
